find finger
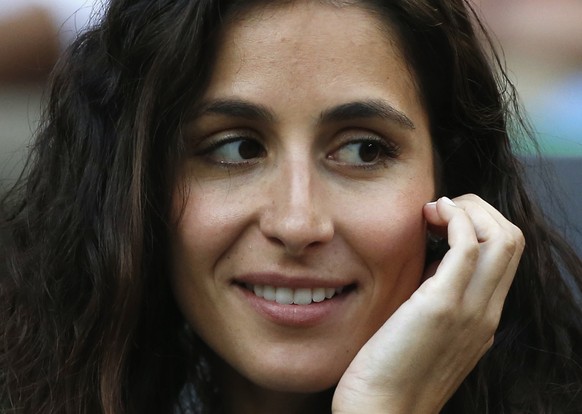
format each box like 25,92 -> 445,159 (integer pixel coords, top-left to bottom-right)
453,194 -> 520,237
423,200 -> 447,227
423,197 -> 479,293
450,196 -> 524,312
451,196 -> 508,243
425,196 -> 522,309
488,225 -> 524,311
451,196 -> 525,308
424,195 -> 523,310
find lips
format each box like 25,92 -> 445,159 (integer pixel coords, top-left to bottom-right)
244,284 -> 344,305
233,274 -> 355,326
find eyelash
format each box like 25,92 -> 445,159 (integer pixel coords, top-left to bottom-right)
194,134 -> 264,167
192,132 -> 400,170
329,136 -> 400,169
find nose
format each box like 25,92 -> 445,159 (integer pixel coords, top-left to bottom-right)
259,162 -> 334,256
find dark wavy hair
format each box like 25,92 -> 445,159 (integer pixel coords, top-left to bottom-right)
2,0 -> 581,413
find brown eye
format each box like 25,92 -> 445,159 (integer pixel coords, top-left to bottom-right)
238,140 -> 264,159
330,139 -> 399,166
200,137 -> 266,165
358,142 -> 381,163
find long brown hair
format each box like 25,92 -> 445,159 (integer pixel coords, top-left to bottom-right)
2,1 -> 581,413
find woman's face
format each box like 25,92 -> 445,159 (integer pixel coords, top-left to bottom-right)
171,2 -> 435,394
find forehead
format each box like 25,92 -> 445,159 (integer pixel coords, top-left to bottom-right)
220,3 -> 398,68
205,2 -> 423,116
225,2 -> 392,53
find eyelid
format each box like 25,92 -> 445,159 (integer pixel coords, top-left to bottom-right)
326,132 -> 401,171
188,129 -> 267,172
344,135 -> 399,151
333,131 -> 400,155
192,129 -> 260,155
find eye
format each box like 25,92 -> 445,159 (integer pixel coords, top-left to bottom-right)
199,137 -> 266,165
328,138 -> 399,167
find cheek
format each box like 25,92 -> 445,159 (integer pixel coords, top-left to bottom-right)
169,189 -> 248,328
344,197 -> 429,337
336,187 -> 430,315
339,191 -> 428,265
361,210 -> 426,269
170,186 -> 249,269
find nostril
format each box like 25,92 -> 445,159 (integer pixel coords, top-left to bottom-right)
266,235 -> 285,247
264,233 -> 327,257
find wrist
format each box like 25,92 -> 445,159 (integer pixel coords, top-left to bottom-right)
332,386 -> 443,414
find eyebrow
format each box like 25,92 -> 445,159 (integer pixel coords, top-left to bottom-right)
194,98 -> 415,130
320,100 -> 415,130
195,99 -> 275,122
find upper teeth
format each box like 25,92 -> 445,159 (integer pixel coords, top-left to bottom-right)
248,285 -> 343,305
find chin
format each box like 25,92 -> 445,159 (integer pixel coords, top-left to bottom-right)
249,368 -> 342,394
216,347 -> 352,395
263,351 -> 356,391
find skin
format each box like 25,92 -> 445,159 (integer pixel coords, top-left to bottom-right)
170,3 -> 524,413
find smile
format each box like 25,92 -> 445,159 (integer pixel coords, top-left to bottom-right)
244,284 -> 345,305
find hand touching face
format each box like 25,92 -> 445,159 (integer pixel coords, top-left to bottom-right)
333,195 -> 525,413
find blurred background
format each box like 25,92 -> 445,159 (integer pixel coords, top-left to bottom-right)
0,0 -> 581,251
0,0 -> 102,193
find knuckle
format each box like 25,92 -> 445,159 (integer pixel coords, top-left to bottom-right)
464,193 -> 481,202
483,336 -> 495,351
430,299 -> 460,323
495,225 -> 525,258
498,234 -> 518,256
456,193 -> 482,204
483,313 -> 501,334
461,240 -> 480,264
486,222 -> 505,240
512,226 -> 526,251
482,305 -> 504,333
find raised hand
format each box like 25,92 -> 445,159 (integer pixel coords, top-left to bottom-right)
332,195 -> 525,414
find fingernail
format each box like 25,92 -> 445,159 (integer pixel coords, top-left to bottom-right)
426,201 -> 437,206
441,197 -> 457,207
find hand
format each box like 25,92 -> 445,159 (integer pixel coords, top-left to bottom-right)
332,194 -> 525,413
